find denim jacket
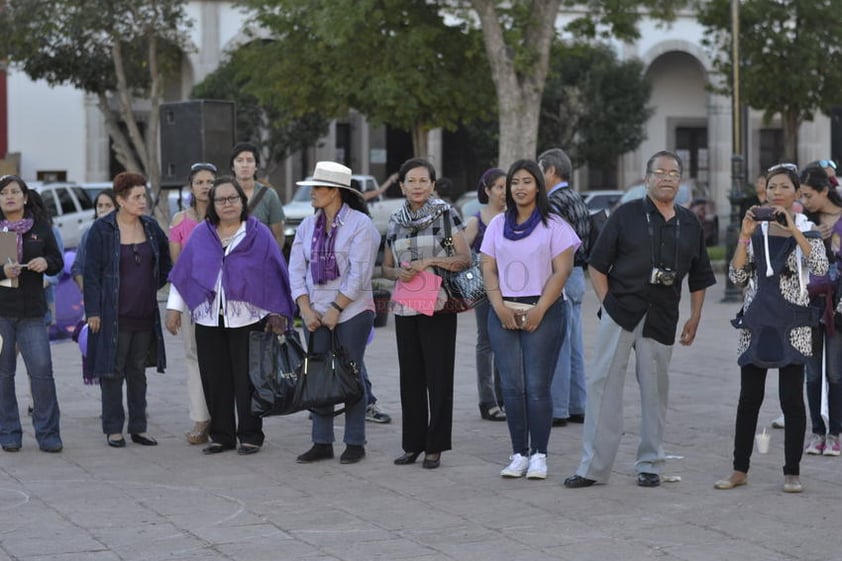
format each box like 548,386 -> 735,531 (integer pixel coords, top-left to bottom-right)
83,213 -> 172,378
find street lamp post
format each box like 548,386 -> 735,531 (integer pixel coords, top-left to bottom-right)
723,0 -> 745,303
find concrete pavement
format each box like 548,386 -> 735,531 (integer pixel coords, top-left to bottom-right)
2,273 -> 841,561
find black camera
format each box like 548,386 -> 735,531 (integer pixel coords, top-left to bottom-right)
752,206 -> 788,226
649,267 -> 677,286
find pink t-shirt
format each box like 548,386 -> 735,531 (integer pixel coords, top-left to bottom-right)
480,213 -> 581,297
169,214 -> 200,246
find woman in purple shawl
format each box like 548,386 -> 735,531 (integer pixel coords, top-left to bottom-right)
166,176 -> 294,456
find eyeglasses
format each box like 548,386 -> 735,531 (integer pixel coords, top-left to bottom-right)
213,195 -> 241,205
820,159 -> 837,170
767,163 -> 798,173
191,162 -> 218,173
131,244 -> 141,266
649,169 -> 681,179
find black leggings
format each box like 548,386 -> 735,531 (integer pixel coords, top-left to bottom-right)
733,363 -> 806,476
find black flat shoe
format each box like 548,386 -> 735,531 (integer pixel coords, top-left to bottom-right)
340,445 -> 366,464
563,475 -> 596,488
237,444 -> 261,455
422,453 -> 440,469
394,451 -> 422,465
637,473 -> 660,487
552,417 -> 568,427
2,444 -> 21,452
130,434 -> 158,446
296,443 -> 334,463
202,443 -> 234,455
107,435 -> 126,448
41,445 -> 63,453
568,414 -> 585,424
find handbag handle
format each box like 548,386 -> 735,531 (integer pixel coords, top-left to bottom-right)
303,328 -> 343,375
440,212 -> 454,256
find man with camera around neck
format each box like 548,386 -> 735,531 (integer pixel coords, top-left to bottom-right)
564,150 -> 716,489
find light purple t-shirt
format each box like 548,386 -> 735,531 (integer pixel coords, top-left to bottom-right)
480,213 -> 581,297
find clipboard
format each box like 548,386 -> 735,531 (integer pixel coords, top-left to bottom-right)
0,231 -> 20,288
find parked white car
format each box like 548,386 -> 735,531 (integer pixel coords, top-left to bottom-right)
28,181 -> 95,248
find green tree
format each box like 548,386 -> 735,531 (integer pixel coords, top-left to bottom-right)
463,0 -> 685,167
236,0 -> 495,157
190,43 -> 329,177
0,0 -> 190,214
698,0 -> 842,162
539,42 -> 652,169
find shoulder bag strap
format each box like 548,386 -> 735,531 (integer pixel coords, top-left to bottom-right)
248,184 -> 269,213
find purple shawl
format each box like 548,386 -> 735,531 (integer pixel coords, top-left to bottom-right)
169,216 -> 294,319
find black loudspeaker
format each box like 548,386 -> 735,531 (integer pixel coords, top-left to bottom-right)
831,106 -> 842,166
159,100 -> 236,188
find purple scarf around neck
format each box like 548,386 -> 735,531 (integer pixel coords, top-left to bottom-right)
503,207 -> 542,241
168,216 -> 294,318
310,204 -> 348,285
0,215 -> 35,261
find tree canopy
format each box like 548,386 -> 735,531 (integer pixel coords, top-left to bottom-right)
0,0 -> 190,209
190,43 -> 329,177
698,0 -> 842,162
539,42 -> 652,169
236,0 -> 495,157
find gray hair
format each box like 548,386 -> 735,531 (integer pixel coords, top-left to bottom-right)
537,148 -> 572,181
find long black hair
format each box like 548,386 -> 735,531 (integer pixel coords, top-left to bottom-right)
800,165 -> 842,208
504,160 -> 552,225
340,187 -> 370,216
93,189 -> 118,218
0,175 -> 47,223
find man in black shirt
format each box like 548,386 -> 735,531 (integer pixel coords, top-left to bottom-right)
564,150 -> 716,489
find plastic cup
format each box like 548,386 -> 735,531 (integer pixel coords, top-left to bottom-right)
756,429 -> 771,454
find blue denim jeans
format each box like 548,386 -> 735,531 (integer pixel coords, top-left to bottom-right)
474,299 -> 502,410
488,299 -> 565,455
0,317 -> 62,450
310,311 -> 373,446
551,266 -> 587,418
806,323 -> 842,436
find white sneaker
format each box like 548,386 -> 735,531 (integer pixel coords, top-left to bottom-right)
500,453 -> 529,478
526,453 -> 547,480
806,433 -> 826,455
823,434 -> 841,456
771,415 -> 785,429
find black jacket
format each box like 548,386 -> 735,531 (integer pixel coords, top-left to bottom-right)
0,219 -> 64,319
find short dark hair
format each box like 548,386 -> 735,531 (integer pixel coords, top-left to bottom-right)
398,158 -> 437,183
645,150 -> 684,176
206,176 -> 249,225
504,159 -> 551,226
229,142 -> 260,174
112,172 -> 147,199
537,148 -> 572,181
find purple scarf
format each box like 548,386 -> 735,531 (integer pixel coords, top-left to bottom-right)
503,208 -> 542,241
310,205 -> 348,285
169,216 -> 294,318
0,216 -> 34,261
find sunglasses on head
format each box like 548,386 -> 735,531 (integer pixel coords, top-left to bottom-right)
819,159 -> 837,170
190,162 -> 217,173
767,163 -> 798,174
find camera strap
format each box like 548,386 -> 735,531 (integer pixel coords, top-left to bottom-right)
645,207 -> 680,271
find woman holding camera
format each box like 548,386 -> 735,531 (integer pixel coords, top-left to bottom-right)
716,163 -> 828,493
481,160 -> 579,480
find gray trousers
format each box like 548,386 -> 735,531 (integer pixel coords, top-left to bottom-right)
576,312 -> 673,482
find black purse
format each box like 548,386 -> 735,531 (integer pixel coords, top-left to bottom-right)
436,214 -> 486,313
292,328 -> 364,415
249,330 -> 307,417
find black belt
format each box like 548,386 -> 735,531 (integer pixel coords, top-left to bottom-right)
503,296 -> 540,305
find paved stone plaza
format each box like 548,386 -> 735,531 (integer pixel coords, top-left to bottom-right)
1,273 -> 841,561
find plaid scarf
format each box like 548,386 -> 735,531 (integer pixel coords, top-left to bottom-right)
393,198 -> 450,233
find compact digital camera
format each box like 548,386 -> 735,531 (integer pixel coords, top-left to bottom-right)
649,267 -> 677,286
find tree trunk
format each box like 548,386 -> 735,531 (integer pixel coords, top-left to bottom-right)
470,0 -> 562,168
781,109 -> 800,164
145,31 -> 167,224
111,42 -> 149,174
96,93 -> 142,174
411,123 -> 429,159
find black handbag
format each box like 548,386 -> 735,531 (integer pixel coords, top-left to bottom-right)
436,214 -> 487,312
292,329 -> 364,415
249,330 -> 307,417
